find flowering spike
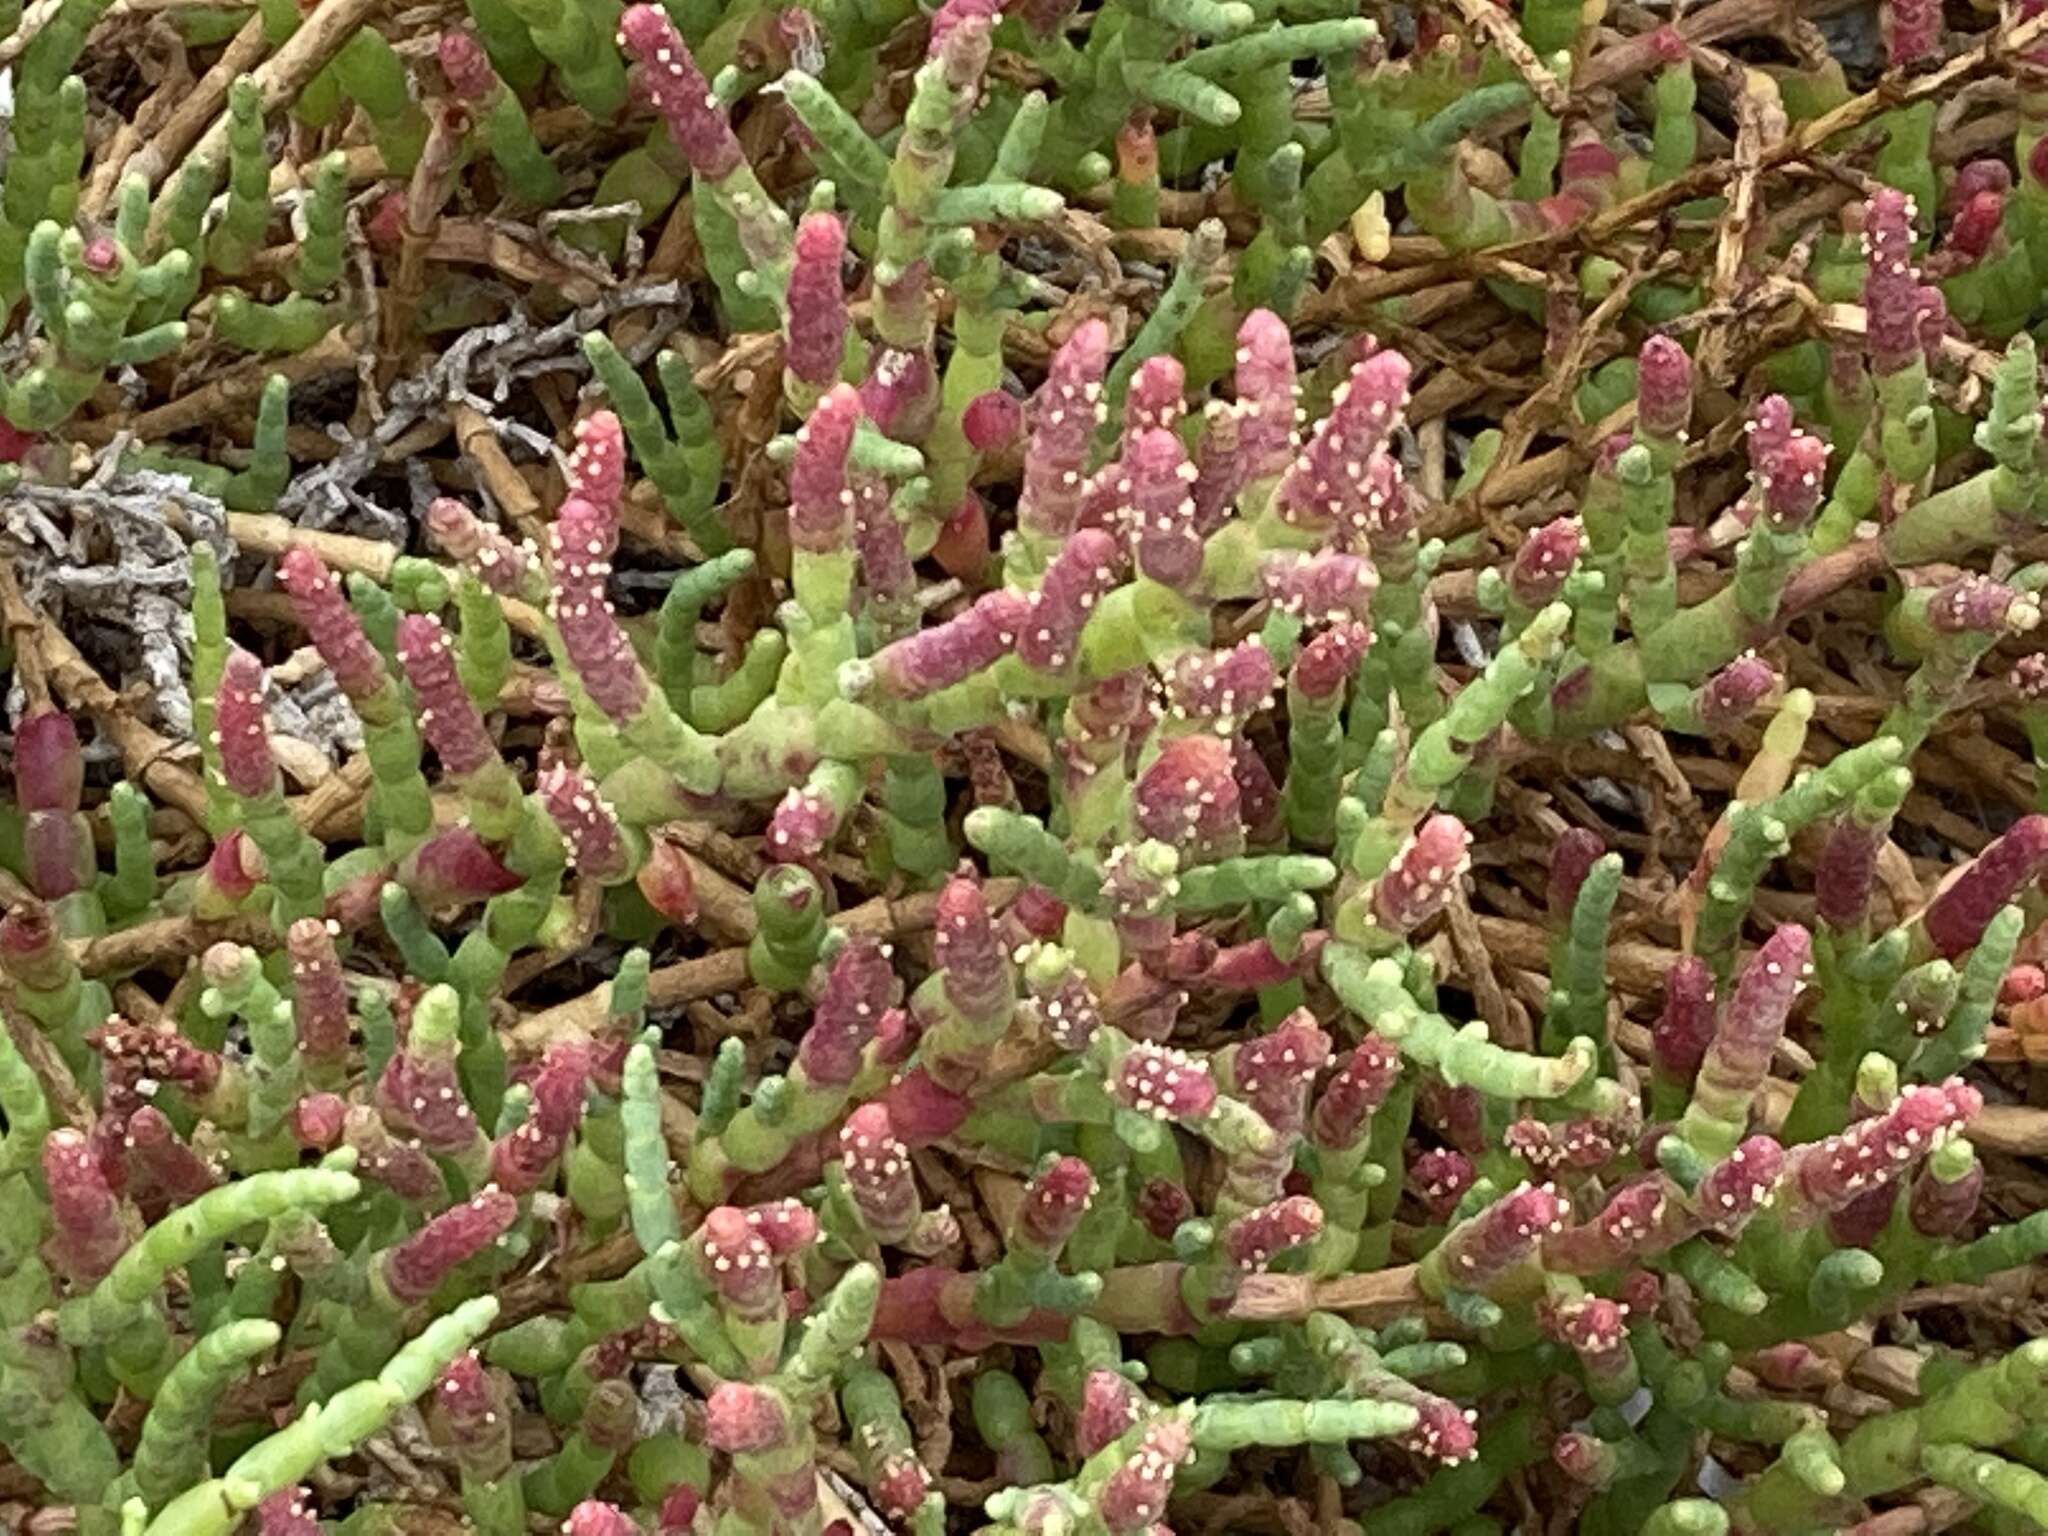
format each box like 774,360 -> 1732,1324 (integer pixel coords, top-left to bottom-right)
384,1188 -> 519,1303
1882,0 -> 1940,72
1651,955 -> 1716,1087
1229,1011 -> 1331,1134
1126,427 -> 1200,590
251,1490 -> 320,1536
1098,1415 -> 1193,1532
1678,924 -> 1810,1159
1133,736 -> 1243,861
1403,1396 -> 1480,1464
1111,1043 -> 1218,1123
286,917 -> 350,1072
1311,1035 -> 1400,1151
1123,355 -> 1185,442
1276,349 -> 1412,537
1373,814 -> 1472,934
401,828 -> 523,906
1014,1155 -> 1095,1254
124,1106 -> 220,1213
294,1092 -> 347,1150
1780,1080 -> 1980,1223
705,1382 -> 789,1453
618,5 -> 743,178
1019,320 -> 1109,545
1693,653 -> 1778,730
1634,335 -> 1693,445
1508,518 -> 1583,610
550,496 -> 650,725
863,588 -> 1028,699
1694,1134 -> 1784,1234
836,1103 -> 921,1243
1754,430 -> 1829,529
785,212 -> 848,392
1409,1148 -> 1477,1222
538,765 -> 633,883
1234,308 -> 1297,486
1920,815 -> 2048,958
1221,1196 -> 1323,1273
15,709 -> 82,813
40,1126 -> 126,1285
395,615 -> 497,778
562,1502 -> 638,1536
1079,1369 -> 1149,1458
567,412 -> 627,517
1290,622 -> 1371,702
437,29 -> 495,99
1547,829 -> 1606,927
1421,1183 -> 1566,1296
1929,574 -> 2037,635
345,1104 -> 449,1202
427,499 -> 533,596
860,348 -> 938,443
1863,188 -> 1935,376
963,390 -> 1022,453
216,648 -> 279,798
1262,551 -> 1378,626
1019,527 -> 1122,674
1166,640 -> 1278,731
491,1040 -> 590,1194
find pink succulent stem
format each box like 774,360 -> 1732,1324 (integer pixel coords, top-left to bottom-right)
395,616 -> 498,778
216,649 -> 281,799
1018,528 -> 1122,674
286,918 -> 351,1074
549,496 -> 651,724
1018,320 -> 1108,544
837,1102 -> 923,1243
538,765 -> 634,882
1633,335 -> 1693,446
1679,924 -> 1810,1152
1425,1183 -> 1566,1294
617,6 -> 744,178
1373,814 -> 1472,934
1919,814 -> 2048,958
278,548 -> 391,702
1133,735 -> 1243,861
42,1128 -> 127,1284
566,413 -> 627,517
491,1040 -> 590,1194
1011,1155 -> 1095,1258
383,1188 -> 519,1303
1233,308 -> 1297,486
398,827 -> 523,906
